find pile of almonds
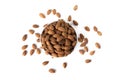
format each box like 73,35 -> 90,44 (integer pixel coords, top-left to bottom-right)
21,5 -> 102,73
41,19 -> 77,57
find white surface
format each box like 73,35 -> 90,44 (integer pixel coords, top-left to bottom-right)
0,0 -> 120,80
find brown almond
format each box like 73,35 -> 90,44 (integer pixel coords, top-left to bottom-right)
84,26 -> 90,31
80,42 -> 87,47
53,34 -> 60,38
85,59 -> 91,63
32,43 -> 37,49
22,34 -> 27,41
57,27 -> 65,32
22,45 -> 28,50
52,9 -> 56,15
48,30 -> 55,35
56,12 -> 61,18
79,49 -> 85,55
84,46 -> 88,52
68,35 -> 74,41
22,50 -> 27,56
47,9 -> 52,15
42,61 -> 49,66
36,38 -> 40,42
29,29 -> 35,34
84,38 -> 88,44
30,49 -> 35,55
39,13 -> 46,18
36,48 -> 41,54
97,31 -> 102,36
68,15 -> 72,21
49,68 -> 56,73
73,20 -> 78,26
35,33 -> 40,38
90,50 -> 95,55
93,26 -> 98,32
63,62 -> 67,68
54,45 -> 61,49
95,42 -> 101,49
33,24 -> 39,28
73,5 -> 78,11
78,37 -> 83,42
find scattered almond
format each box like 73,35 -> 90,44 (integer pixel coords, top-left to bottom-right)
97,31 -> 102,36
93,26 -> 98,32
22,34 -> 27,41
63,62 -> 67,68
49,68 -> 56,73
84,26 -> 90,31
79,49 -> 85,55
29,29 -> 35,34
42,61 -> 49,66
47,9 -> 52,15
85,59 -> 91,63
95,42 -> 101,49
68,15 -> 72,21
36,48 -> 41,54
56,12 -> 61,18
84,46 -> 88,52
73,5 -> 78,11
32,43 -> 37,49
52,9 -> 56,15
22,45 -> 28,50
90,50 -> 95,55
35,33 -> 40,38
33,24 -> 39,28
30,49 -> 35,55
73,20 -> 78,26
39,13 -> 46,18
22,50 -> 27,56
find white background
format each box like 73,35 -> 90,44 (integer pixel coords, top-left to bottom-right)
0,0 -> 120,80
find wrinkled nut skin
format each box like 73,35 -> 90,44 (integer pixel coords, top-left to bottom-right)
41,19 -> 77,57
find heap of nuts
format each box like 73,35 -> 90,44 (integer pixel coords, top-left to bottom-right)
21,5 -> 102,74
41,19 -> 77,57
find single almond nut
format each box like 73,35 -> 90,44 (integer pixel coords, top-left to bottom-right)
56,12 -> 61,18
47,9 -> 52,15
68,15 -> 72,21
90,50 -> 95,55
97,31 -> 102,36
93,26 -> 98,32
84,46 -> 88,52
63,62 -> 67,68
22,50 -> 27,56
84,26 -> 90,31
73,20 -> 78,26
79,49 -> 85,55
36,48 -> 41,54
57,27 -> 65,32
95,42 -> 101,49
49,68 -> 56,73
42,61 -> 49,66
32,43 -> 37,49
73,5 -> 78,11
33,24 -> 39,28
48,30 -> 55,35
35,33 -> 40,38
80,42 -> 87,47
30,49 -> 35,55
52,9 -> 56,15
22,45 -> 28,50
22,34 -> 27,41
39,13 -> 46,18
29,29 -> 35,34
36,38 -> 40,42
85,59 -> 91,63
